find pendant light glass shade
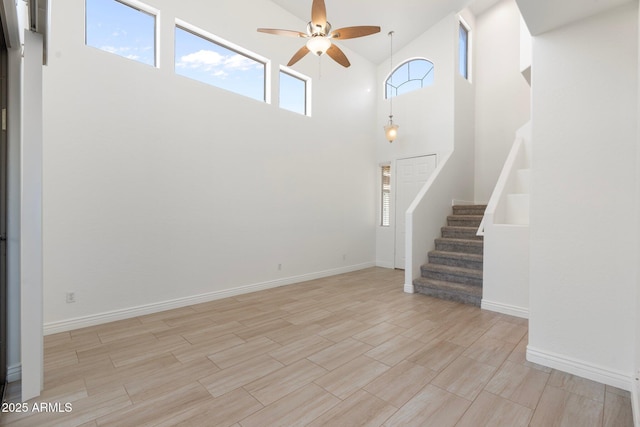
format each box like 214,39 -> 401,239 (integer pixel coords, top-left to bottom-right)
306,36 -> 331,56
384,117 -> 399,143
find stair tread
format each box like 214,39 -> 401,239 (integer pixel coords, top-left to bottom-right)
435,237 -> 483,245
414,277 -> 483,296
440,226 -> 484,241
452,205 -> 487,210
416,206 -> 486,306
422,263 -> 483,278
429,250 -> 483,261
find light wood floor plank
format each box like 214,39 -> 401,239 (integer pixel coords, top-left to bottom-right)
1,268 -> 634,427
238,383 -> 339,427
382,384 -> 471,427
243,359 -> 327,406
455,390 -> 532,427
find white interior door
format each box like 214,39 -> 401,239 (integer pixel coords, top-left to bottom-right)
395,155 -> 437,269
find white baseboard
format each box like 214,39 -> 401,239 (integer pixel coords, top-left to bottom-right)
375,261 -> 395,269
44,262 -> 375,335
481,299 -> 529,319
404,283 -> 415,294
6,364 -> 21,383
527,345 -> 633,391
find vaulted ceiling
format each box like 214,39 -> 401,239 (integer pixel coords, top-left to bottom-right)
268,0 -> 501,65
269,0 -> 636,65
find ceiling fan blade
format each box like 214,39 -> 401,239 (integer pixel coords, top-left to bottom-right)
257,28 -> 306,38
330,26 -> 381,40
326,44 -> 350,68
288,45 -> 311,66
311,0 -> 327,29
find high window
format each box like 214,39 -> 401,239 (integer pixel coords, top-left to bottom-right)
459,21 -> 470,80
381,165 -> 391,227
175,23 -> 268,102
279,67 -> 311,116
385,59 -> 434,99
85,0 -> 157,67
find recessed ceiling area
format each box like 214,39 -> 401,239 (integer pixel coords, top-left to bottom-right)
268,0 -> 501,65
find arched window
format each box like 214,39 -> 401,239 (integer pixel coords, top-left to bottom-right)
385,58 -> 434,99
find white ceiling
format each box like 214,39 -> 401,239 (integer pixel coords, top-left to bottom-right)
268,0 -> 501,65
516,0 -> 633,36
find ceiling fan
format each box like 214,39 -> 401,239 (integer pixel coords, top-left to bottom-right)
257,0 -> 380,68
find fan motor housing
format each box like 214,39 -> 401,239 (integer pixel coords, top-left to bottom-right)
307,21 -> 331,37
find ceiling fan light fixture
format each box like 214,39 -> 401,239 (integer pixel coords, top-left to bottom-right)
257,0 -> 379,67
306,36 -> 331,56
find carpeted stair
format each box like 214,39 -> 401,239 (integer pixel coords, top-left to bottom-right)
414,205 -> 486,306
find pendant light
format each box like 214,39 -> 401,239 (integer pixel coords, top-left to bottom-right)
384,30 -> 399,143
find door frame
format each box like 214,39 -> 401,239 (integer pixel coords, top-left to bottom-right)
0,28 -> 8,400
393,154 -> 437,270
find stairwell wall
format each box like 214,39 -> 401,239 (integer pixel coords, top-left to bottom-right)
528,2 -> 638,390
375,14 -> 458,268
375,11 -> 479,271
403,13 -> 476,289
473,0 -> 531,203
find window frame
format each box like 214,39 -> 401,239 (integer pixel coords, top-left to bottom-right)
174,19 -> 271,104
85,0 -> 160,67
384,57 -> 435,99
278,65 -> 312,117
381,164 -> 391,227
459,18 -> 471,81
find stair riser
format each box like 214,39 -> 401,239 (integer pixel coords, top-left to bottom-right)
421,268 -> 483,287
452,206 -> 487,216
447,217 -> 482,227
416,205 -> 486,306
428,254 -> 483,271
414,283 -> 481,306
435,240 -> 483,255
441,227 -> 483,240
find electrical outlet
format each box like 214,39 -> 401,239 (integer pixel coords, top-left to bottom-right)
278,263 -> 282,271
66,292 -> 76,303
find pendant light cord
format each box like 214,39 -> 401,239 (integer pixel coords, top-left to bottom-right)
389,31 -> 394,121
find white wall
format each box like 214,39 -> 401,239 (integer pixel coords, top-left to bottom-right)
6,40 -> 23,383
453,10 -> 476,203
21,29 -> 44,401
635,2 -> 640,421
375,14 -> 459,269
474,0 -> 531,202
528,3 -> 638,390
42,0 -> 378,330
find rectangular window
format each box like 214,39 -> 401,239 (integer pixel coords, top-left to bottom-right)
279,67 -> 311,116
85,0 -> 157,67
175,24 -> 267,102
459,21 -> 469,80
381,165 -> 391,227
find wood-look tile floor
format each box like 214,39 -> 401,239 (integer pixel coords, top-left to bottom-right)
1,267 -> 634,426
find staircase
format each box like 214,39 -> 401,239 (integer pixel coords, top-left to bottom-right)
414,205 -> 486,306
